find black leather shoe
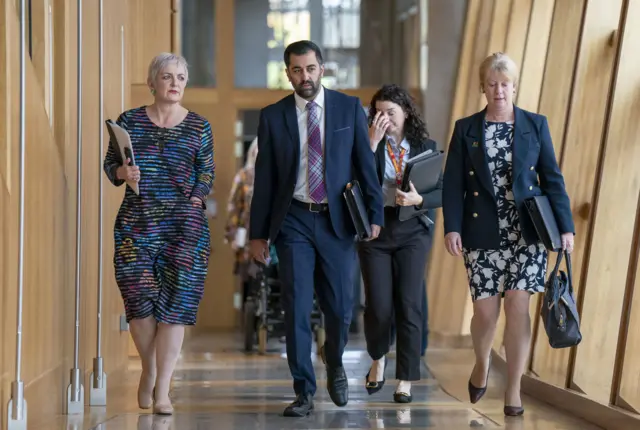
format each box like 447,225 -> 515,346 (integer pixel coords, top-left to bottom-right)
283,393 -> 314,417
468,356 -> 492,404
327,366 -> 349,407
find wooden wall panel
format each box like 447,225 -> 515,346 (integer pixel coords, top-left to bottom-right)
0,0 -> 132,427
516,0 -> 555,112
555,0 -> 621,306
129,0 -> 173,85
504,0 -> 533,75
465,0 -> 495,114
427,0 -> 480,336
571,0 -> 639,404
530,0 -> 585,387
486,0 -> 512,58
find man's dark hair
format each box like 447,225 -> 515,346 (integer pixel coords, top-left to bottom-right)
283,40 -> 324,67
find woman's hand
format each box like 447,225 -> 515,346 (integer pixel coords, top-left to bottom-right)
368,111 -> 389,149
445,232 -> 463,257
116,158 -> 140,182
190,196 -> 203,207
561,232 -> 574,253
395,182 -> 423,207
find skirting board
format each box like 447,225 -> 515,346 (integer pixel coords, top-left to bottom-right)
491,350 -> 640,430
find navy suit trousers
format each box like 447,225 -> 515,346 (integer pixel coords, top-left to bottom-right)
275,203 -> 356,396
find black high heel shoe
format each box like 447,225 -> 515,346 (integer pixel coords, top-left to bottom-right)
365,357 -> 388,395
468,356 -> 491,404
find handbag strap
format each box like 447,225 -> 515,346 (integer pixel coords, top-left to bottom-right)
565,251 -> 573,293
549,250 -> 564,280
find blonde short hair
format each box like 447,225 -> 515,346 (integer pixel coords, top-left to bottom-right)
147,52 -> 189,83
478,52 -> 519,91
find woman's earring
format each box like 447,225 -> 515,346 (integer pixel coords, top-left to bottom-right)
150,88 -> 156,95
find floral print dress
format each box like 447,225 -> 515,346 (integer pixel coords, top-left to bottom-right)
462,121 -> 547,301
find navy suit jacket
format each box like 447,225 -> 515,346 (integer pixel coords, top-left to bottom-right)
374,138 -> 443,233
249,89 -> 384,242
442,105 -> 574,249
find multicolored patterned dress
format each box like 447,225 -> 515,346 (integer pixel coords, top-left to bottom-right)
103,106 -> 214,325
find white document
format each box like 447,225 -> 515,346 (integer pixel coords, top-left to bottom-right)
105,120 -> 139,195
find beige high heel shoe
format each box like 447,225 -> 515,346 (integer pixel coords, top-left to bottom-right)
137,373 -> 155,410
153,402 -> 174,415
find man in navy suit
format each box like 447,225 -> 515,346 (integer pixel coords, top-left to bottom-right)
249,40 -> 383,417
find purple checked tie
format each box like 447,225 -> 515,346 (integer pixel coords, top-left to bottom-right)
307,101 -> 326,203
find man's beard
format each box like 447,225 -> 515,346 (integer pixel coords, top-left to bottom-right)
295,79 -> 320,99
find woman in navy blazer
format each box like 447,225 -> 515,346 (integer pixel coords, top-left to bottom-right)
442,53 -> 575,416
359,84 -> 442,403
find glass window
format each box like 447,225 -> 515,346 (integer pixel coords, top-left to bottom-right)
182,0 -> 216,87
234,0 -> 362,89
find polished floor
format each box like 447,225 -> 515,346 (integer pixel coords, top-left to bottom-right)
37,333 -> 600,430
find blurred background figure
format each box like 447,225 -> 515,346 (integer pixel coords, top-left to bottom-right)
225,138 -> 259,305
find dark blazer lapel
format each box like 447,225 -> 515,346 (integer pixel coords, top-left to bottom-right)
512,105 -> 532,181
324,88 -> 335,152
283,94 -> 301,174
283,94 -> 299,144
465,110 -> 495,198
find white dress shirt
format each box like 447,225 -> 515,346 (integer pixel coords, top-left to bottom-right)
383,136 -> 410,207
293,86 -> 327,203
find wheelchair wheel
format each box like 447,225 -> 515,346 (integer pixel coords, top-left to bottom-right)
243,300 -> 257,352
258,325 -> 268,355
315,326 -> 326,355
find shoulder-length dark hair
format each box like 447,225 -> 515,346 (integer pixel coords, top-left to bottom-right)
368,84 -> 429,147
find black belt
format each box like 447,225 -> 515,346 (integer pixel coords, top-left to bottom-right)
291,199 -> 329,213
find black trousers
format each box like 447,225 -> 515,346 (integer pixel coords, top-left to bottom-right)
358,207 -> 431,381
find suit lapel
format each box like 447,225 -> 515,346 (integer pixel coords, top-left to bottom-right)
323,88 -> 334,164
283,95 -> 301,176
283,95 -> 299,146
512,105 -> 532,181
465,110 -> 495,198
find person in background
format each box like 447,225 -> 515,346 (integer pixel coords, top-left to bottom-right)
225,138 -> 259,304
249,40 -> 383,417
359,84 -> 442,403
103,52 -> 214,416
442,52 -> 574,416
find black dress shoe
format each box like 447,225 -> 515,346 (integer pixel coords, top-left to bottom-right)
365,357 -> 388,395
393,392 -> 413,403
504,405 -> 524,416
468,357 -> 492,404
327,366 -> 349,407
283,393 -> 314,417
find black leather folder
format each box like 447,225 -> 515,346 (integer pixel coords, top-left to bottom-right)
524,195 -> 562,251
343,180 -> 372,241
398,150 -> 445,221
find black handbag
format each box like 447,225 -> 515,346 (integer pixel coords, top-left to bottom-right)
524,195 -> 562,251
540,251 -> 582,348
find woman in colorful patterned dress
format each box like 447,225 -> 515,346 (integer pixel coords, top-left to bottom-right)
442,52 -> 574,416
103,53 -> 214,415
225,138 -> 258,303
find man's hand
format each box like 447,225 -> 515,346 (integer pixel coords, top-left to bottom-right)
249,239 -> 270,264
367,224 -> 381,241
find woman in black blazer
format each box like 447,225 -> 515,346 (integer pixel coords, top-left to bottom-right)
442,52 -> 575,416
359,84 -> 442,403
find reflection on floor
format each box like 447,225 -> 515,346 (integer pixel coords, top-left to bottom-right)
37,333 -> 600,430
